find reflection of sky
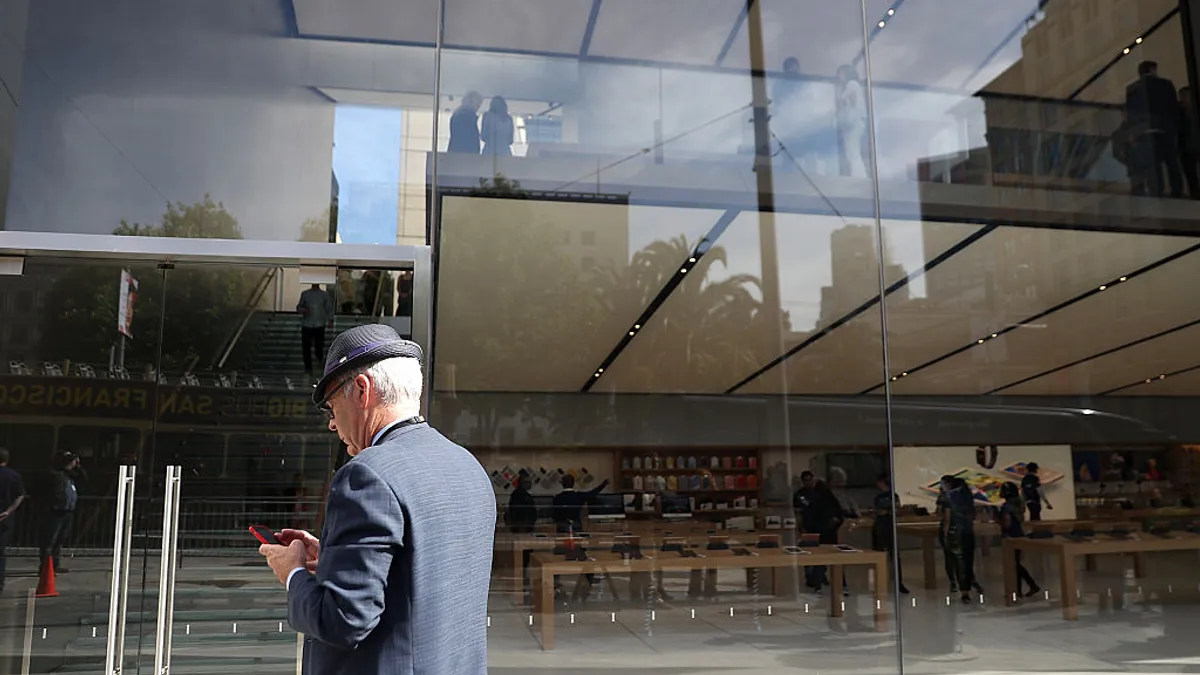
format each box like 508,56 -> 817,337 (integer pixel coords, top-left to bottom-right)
331,106 -> 402,245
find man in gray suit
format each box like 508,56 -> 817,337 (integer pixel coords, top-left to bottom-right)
259,324 -> 496,674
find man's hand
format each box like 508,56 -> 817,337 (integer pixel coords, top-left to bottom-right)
279,529 -> 321,572
259,540 -> 307,587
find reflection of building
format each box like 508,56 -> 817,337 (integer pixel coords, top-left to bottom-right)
818,224 -> 907,328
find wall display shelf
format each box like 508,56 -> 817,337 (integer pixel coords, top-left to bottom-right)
616,449 -> 764,517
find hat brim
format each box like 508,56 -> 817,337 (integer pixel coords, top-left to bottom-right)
312,340 -> 422,405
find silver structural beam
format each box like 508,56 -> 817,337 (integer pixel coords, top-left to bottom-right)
105,465 -> 137,675
154,466 -> 184,675
0,232 -> 422,268
412,245 -> 434,416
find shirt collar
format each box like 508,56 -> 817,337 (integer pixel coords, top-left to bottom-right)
372,417 -> 417,446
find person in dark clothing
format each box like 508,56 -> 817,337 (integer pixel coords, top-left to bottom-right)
552,474 -> 609,533
999,482 -> 1040,598
1020,462 -> 1053,521
42,451 -> 85,573
934,476 -> 956,588
871,474 -> 909,594
481,95 -> 515,157
804,480 -> 846,596
506,474 -> 538,533
0,449 -> 26,592
1125,60 -> 1183,197
447,91 -> 484,154
942,476 -> 981,602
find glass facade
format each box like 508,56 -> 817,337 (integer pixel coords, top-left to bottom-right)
2,0 -> 1200,673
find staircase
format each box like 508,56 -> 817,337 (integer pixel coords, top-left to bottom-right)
230,312 -> 384,385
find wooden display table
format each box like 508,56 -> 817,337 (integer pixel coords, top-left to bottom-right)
528,545 -> 889,650
1002,531 -> 1200,620
507,523 -> 778,603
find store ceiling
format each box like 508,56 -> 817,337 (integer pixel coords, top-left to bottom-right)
434,195 -> 1200,398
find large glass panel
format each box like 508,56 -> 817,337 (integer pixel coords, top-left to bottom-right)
3,0 -> 436,245
433,0 -> 901,671
152,261 -> 336,674
0,257 -> 163,673
868,0 -> 1200,670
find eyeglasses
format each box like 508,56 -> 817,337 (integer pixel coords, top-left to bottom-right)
316,377 -> 354,420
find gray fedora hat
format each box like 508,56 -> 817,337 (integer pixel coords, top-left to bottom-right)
312,324 -> 423,405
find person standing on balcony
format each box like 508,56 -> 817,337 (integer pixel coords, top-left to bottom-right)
448,91 -> 483,154
297,283 -> 334,378
258,324 -> 495,675
481,95 -> 515,157
835,64 -> 868,178
1125,60 -> 1183,198
0,449 -> 25,592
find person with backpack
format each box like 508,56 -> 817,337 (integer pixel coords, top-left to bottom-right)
999,481 -> 1040,598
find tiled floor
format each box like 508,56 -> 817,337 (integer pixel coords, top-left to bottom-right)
4,546 -> 1200,673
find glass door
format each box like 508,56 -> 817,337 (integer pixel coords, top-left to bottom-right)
146,261 -> 338,674
0,258 -> 165,674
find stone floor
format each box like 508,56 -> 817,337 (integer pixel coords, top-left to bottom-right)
1,546 -> 1198,674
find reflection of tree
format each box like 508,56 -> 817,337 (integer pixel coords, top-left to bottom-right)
588,236 -> 769,394
299,207 -> 332,243
42,197 -> 261,375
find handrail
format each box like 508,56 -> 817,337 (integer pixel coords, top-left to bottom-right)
213,266 -> 279,370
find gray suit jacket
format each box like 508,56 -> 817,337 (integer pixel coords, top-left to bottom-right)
288,422 -> 496,674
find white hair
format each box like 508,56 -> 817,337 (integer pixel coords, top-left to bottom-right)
343,357 -> 423,409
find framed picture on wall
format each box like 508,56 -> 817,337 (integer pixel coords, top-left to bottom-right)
919,467 -> 1006,506
999,461 -> 1064,485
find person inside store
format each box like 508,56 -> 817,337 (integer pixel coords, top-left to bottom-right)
1125,60 -> 1183,198
297,283 -> 334,378
1178,86 -> 1200,198
506,472 -> 538,534
795,474 -> 846,597
941,475 -> 982,603
481,95 -> 515,157
998,481 -> 1040,598
551,473 -> 609,533
448,91 -> 484,154
0,449 -> 25,592
41,450 -> 85,575
871,473 -> 909,594
256,324 -> 495,675
1020,462 -> 1053,521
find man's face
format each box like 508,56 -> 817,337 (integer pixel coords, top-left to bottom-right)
325,377 -> 368,456
801,473 -> 814,487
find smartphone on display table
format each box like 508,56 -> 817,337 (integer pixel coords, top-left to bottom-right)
249,525 -> 280,545
834,544 -> 859,552
783,546 -> 809,555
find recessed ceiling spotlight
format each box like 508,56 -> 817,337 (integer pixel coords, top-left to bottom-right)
1136,37 -> 1143,44
680,268 -> 688,274
1099,285 -> 1107,291
1123,48 -> 1131,54
1119,276 -> 1128,282
878,20 -> 886,28
887,8 -> 895,15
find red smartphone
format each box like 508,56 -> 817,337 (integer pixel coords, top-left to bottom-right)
249,525 -> 280,545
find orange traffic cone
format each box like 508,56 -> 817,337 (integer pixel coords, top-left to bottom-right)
34,557 -> 58,598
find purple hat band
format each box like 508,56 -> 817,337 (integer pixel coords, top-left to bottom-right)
324,339 -> 393,377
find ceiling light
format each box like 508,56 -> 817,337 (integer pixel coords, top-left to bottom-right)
1119,276 -> 1127,282
991,333 -> 998,339
598,368 -> 604,373
1123,48 -> 1131,55
1159,374 -> 1167,380
887,8 -> 895,15
977,339 -> 985,344
1145,378 -> 1152,384
635,324 -> 641,329
1136,37 -> 1143,44
1099,285 -> 1107,291
878,20 -> 886,28
901,372 -> 908,377
688,257 -> 697,263
594,373 -> 601,378
680,268 -> 688,274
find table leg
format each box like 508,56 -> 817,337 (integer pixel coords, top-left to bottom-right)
538,570 -> 556,650
1002,541 -> 1018,607
830,565 -> 844,618
512,543 -> 525,605
923,538 -> 937,589
1133,552 -> 1147,579
1085,554 -> 1097,572
873,559 -> 888,632
980,535 -> 991,557
1059,552 -> 1078,621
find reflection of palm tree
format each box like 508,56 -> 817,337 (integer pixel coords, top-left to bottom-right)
590,235 -> 764,392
